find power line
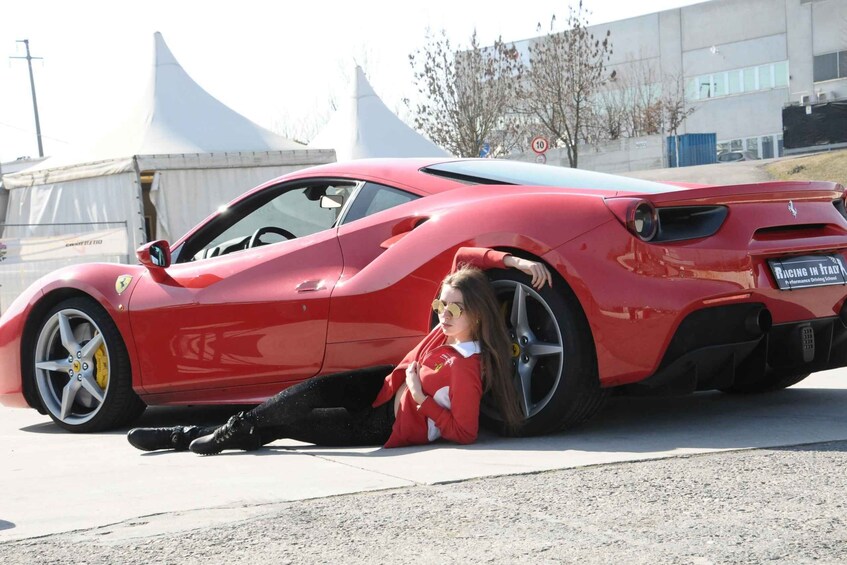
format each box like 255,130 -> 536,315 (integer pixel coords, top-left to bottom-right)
0,120 -> 69,144
10,39 -> 44,158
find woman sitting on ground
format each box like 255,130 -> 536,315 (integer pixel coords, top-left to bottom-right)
127,248 -> 552,455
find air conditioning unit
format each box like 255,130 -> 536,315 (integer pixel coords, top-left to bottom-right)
817,91 -> 833,102
799,94 -> 811,105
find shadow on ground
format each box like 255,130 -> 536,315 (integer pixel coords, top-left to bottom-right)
58,385 -> 847,458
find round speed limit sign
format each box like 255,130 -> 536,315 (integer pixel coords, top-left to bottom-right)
530,135 -> 549,155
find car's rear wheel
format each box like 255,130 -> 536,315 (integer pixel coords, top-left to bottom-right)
482,270 -> 606,436
32,297 -> 145,432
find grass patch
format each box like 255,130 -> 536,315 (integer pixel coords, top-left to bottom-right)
765,148 -> 847,187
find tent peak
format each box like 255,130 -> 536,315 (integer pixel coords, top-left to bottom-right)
309,64 -> 450,160
153,31 -> 180,67
354,66 -> 377,100
8,30 -> 302,170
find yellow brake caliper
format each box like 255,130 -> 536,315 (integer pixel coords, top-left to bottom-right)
94,341 -> 109,389
500,301 -> 520,359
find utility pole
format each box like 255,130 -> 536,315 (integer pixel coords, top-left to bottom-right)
11,39 -> 44,158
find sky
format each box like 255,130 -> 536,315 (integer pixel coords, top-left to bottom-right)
0,0 -> 707,163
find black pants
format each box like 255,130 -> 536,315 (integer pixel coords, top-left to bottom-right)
196,366 -> 396,447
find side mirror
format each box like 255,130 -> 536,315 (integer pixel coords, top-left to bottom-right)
137,240 -> 172,269
320,194 -> 344,209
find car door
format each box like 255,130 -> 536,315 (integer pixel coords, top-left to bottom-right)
128,181 -> 352,395
321,181 -> 444,372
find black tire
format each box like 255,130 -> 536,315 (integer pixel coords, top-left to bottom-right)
31,296 -> 145,432
721,371 -> 812,394
481,269 -> 607,436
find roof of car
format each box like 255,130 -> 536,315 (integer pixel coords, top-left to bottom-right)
287,158 -> 682,196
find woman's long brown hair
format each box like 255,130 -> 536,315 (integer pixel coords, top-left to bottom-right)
442,266 -> 523,431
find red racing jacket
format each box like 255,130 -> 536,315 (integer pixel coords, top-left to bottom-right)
373,247 -> 509,448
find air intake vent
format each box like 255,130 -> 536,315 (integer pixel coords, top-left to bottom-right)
753,224 -> 828,240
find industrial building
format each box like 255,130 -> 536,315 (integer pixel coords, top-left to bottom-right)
512,0 -> 847,162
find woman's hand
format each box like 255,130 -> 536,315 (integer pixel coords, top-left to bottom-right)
504,255 -> 553,290
405,361 -> 427,404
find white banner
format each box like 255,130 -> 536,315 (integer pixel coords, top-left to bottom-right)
0,229 -> 128,265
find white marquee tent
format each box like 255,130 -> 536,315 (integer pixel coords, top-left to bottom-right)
309,66 -> 450,160
0,32 -> 333,312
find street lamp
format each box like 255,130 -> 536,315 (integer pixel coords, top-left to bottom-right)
10,39 -> 44,158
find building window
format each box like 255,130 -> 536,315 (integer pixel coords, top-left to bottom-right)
728,70 -> 743,94
758,65 -> 773,90
812,50 -> 847,82
743,67 -> 757,91
713,72 -> 728,97
745,138 -> 760,158
762,135 -> 774,159
685,78 -> 698,100
687,61 -> 789,101
698,74 -> 713,98
774,61 -> 789,88
718,134 -> 783,159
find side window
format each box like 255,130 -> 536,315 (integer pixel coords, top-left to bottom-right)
341,182 -> 418,225
814,53 -> 838,82
178,182 -> 355,262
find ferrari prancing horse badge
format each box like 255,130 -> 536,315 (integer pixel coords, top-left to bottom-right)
115,275 -> 132,295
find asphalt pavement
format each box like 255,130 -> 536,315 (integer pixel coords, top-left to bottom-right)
623,155 -> 804,185
2,157 -> 845,563
1,369 -> 846,548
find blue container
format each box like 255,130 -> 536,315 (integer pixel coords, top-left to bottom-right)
667,133 -> 717,167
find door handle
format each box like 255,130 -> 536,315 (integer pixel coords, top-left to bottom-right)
296,279 -> 325,292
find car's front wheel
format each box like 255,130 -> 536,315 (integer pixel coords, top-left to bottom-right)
482,269 -> 606,436
31,297 -> 145,432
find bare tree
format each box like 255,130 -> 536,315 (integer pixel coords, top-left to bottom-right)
594,80 -> 627,141
658,72 -> 696,166
272,105 -> 331,146
407,29 -> 525,158
592,58 -> 695,166
595,60 -> 668,141
515,1 -> 613,168
621,60 -> 663,138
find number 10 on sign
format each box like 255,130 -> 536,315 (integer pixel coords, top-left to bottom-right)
531,135 -> 549,155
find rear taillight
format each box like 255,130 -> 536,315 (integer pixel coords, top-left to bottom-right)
630,201 -> 658,241
605,198 -> 728,243
835,190 -> 847,221
605,198 -> 658,242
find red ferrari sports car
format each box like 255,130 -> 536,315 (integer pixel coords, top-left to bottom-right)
2,158 -> 847,434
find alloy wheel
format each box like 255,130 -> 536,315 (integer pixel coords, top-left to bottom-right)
491,280 -> 565,418
34,308 -> 111,426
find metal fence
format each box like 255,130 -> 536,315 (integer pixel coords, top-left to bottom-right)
0,222 -> 129,315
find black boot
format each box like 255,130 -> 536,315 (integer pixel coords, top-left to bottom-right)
188,412 -> 262,455
127,426 -> 203,452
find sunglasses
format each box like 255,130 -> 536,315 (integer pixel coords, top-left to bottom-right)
432,299 -> 464,318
